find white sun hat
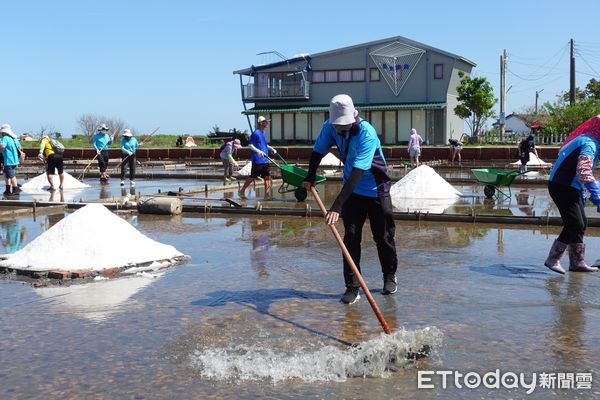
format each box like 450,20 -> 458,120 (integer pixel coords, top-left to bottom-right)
122,129 -> 133,137
329,94 -> 358,125
0,124 -> 17,138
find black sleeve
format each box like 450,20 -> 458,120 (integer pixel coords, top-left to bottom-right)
330,167 -> 364,213
304,151 -> 323,184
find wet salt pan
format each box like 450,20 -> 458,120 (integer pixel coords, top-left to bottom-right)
22,171 -> 89,191
0,204 -> 185,271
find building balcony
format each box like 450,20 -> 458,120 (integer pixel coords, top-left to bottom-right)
242,82 -> 310,101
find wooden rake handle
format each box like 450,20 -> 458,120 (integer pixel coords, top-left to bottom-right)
309,186 -> 392,335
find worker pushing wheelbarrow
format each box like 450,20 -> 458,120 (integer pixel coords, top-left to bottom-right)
268,153 -> 326,201
471,168 -> 524,200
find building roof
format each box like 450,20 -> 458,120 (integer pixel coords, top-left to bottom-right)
234,35 -> 476,75
242,102 -> 447,114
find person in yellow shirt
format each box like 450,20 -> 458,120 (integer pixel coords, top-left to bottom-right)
38,134 -> 64,191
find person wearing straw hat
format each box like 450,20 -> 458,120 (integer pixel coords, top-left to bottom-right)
119,129 -> 139,187
302,94 -> 398,304
238,116 -> 277,200
0,124 -> 24,196
219,138 -> 242,183
38,134 -> 64,191
544,115 -> 600,274
93,123 -> 113,183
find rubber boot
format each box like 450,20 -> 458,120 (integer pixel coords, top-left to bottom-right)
544,239 -> 567,274
3,185 -> 11,196
568,243 -> 598,272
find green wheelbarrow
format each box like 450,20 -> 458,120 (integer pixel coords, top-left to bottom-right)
268,154 -> 326,201
471,168 -> 522,200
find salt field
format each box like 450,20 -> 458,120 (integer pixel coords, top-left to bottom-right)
1,187 -> 600,398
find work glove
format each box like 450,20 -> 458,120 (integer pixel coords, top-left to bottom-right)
585,181 -> 600,211
270,148 -> 277,155
37,153 -> 44,162
233,161 -> 239,168
96,150 -> 101,155
258,150 -> 266,158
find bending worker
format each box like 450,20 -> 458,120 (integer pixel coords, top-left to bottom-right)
302,94 -> 398,305
38,134 -> 64,191
544,115 -> 600,274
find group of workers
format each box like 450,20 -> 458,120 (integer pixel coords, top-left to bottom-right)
0,123 -> 139,195
2,95 -> 600,303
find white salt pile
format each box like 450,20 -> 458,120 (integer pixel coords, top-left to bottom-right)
22,171 -> 90,191
0,203 -> 185,272
320,152 -> 343,167
236,162 -> 252,176
510,153 -> 552,166
390,165 -> 461,199
390,165 -> 461,213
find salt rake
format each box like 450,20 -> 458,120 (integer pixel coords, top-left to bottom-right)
309,186 -> 392,335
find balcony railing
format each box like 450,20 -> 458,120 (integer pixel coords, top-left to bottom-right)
242,81 -> 310,101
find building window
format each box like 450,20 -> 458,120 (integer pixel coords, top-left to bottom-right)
370,68 -> 380,81
325,71 -> 338,82
339,70 -> 352,82
352,69 -> 365,81
434,64 -> 444,79
312,71 -> 324,83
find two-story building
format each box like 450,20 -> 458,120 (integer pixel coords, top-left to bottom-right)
233,36 -> 475,145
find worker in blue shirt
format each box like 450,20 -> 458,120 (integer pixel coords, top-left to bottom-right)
238,116 -> 277,200
119,129 -> 139,186
0,124 -> 23,196
93,123 -> 114,183
544,115 -> 600,274
303,94 -> 398,304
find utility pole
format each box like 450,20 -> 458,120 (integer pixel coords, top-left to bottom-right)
570,39 -> 576,105
499,50 -> 507,141
535,89 -> 544,114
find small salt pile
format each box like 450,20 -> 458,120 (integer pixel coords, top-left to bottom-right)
21,171 -> 90,191
0,203 -> 185,272
390,165 -> 461,213
510,153 -> 552,166
320,152 -> 343,167
236,162 -> 252,176
391,165 -> 461,199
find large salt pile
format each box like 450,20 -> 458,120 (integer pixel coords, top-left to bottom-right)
22,171 -> 90,191
390,165 -> 461,213
510,153 -> 552,167
0,204 -> 185,272
320,152 -> 343,167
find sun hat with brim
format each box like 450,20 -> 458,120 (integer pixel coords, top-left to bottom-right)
98,123 -> 109,131
0,124 -> 17,139
122,129 -> 133,137
257,116 -> 270,124
329,94 -> 358,125
232,138 -> 242,148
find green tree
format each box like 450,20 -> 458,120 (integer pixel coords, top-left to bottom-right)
454,72 -> 497,137
586,78 -> 600,99
544,97 -> 600,134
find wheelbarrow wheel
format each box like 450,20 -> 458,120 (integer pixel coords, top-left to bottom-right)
294,187 -> 308,202
484,185 -> 496,199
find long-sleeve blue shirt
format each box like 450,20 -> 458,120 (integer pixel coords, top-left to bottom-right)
93,132 -> 113,152
121,137 -> 139,155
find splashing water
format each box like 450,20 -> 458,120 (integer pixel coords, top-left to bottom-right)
190,327 -> 442,382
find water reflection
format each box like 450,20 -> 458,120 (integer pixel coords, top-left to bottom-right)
545,276 -> 586,369
33,273 -> 164,322
99,184 -> 112,200
0,221 -> 27,253
248,219 -> 273,278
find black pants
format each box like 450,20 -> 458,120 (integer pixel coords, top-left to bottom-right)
97,150 -> 109,173
120,155 -> 136,181
548,182 -> 587,244
341,193 -> 398,288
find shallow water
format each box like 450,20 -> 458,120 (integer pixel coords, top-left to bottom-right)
1,209 -> 599,399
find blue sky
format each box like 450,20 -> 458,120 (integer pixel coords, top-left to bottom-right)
1,0 -> 598,137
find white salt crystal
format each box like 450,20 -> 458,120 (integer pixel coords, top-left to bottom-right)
390,165 -> 461,199
236,162 -> 252,176
0,203 -> 184,272
510,153 -> 552,166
